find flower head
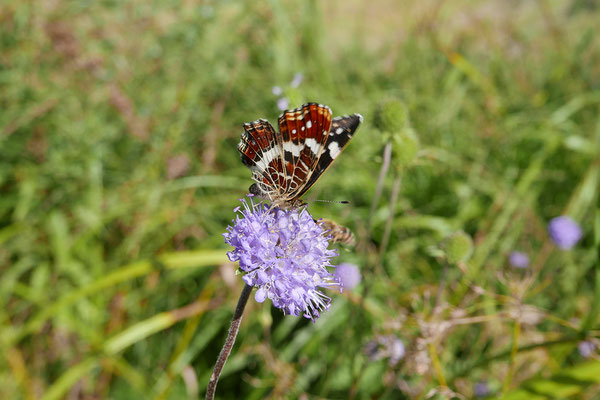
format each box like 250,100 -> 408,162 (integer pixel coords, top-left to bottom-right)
364,335 -> 405,366
290,72 -> 303,88
548,216 -> 582,250
578,341 -> 595,358
443,230 -> 473,264
223,197 -> 339,320
474,381 -> 490,397
271,86 -> 283,96
509,251 -> 530,269
334,263 -> 361,289
277,97 -> 290,111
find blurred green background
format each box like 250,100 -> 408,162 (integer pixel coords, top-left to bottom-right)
1,0 -> 600,398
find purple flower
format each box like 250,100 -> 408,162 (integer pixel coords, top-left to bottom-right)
474,381 -> 489,397
509,251 -> 530,269
578,341 -> 595,358
271,86 -> 283,96
363,335 -> 405,366
277,97 -> 289,111
334,263 -> 361,289
290,73 -> 303,88
223,198 -> 339,320
548,216 -> 582,250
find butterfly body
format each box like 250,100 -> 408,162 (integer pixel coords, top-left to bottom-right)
238,103 -> 362,209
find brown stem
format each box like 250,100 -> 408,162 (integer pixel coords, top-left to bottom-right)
205,284 -> 253,400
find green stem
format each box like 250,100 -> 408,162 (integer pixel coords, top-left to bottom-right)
502,320 -> 521,394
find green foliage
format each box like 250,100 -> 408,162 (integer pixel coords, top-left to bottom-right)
1,0 -> 600,399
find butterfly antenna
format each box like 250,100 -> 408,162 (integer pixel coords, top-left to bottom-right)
312,199 -> 351,204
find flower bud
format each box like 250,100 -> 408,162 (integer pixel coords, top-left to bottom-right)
391,127 -> 419,170
444,231 -> 473,264
374,99 -> 409,133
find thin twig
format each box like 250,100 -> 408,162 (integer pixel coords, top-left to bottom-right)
378,174 -> 402,263
205,284 -> 253,400
428,342 -> 447,387
368,142 -> 392,230
502,319 -> 521,394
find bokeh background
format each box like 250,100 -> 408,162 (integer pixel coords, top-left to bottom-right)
2,0 -> 600,398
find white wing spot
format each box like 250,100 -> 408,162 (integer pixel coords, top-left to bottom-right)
301,126 -> 305,131
335,127 -> 343,134
283,141 -> 302,156
292,129 -> 296,134
306,120 -> 312,129
305,138 -> 322,155
256,147 -> 279,170
328,142 -> 341,159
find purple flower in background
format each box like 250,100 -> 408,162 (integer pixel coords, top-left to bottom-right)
271,86 -> 283,96
334,263 -> 361,289
223,197 -> 339,320
290,72 -> 303,88
277,97 -> 290,111
509,251 -> 530,269
474,381 -> 490,397
363,335 -> 405,366
578,341 -> 595,358
548,216 -> 582,250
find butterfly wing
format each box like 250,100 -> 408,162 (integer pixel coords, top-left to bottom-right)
295,113 -> 363,198
277,103 -> 333,202
238,119 -> 285,197
239,104 -> 362,206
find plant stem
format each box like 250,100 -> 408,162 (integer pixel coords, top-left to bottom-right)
368,142 -> 392,230
378,174 -> 402,262
502,319 -> 521,394
428,342 -> 447,387
205,284 -> 252,400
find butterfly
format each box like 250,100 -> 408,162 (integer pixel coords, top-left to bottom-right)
238,102 -> 362,209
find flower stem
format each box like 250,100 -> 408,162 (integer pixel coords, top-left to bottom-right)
205,284 -> 252,400
378,174 -> 402,261
368,142 -> 392,230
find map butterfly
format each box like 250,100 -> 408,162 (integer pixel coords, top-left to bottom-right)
238,103 -> 362,244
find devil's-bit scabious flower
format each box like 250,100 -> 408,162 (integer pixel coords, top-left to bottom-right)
364,335 -> 405,366
277,97 -> 290,111
474,381 -> 490,398
548,216 -> 582,250
509,251 -> 530,269
290,72 -> 303,88
271,86 -> 283,96
334,263 -> 361,289
578,341 -> 595,358
223,197 -> 339,320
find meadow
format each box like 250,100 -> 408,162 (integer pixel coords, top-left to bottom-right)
1,0 -> 600,399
